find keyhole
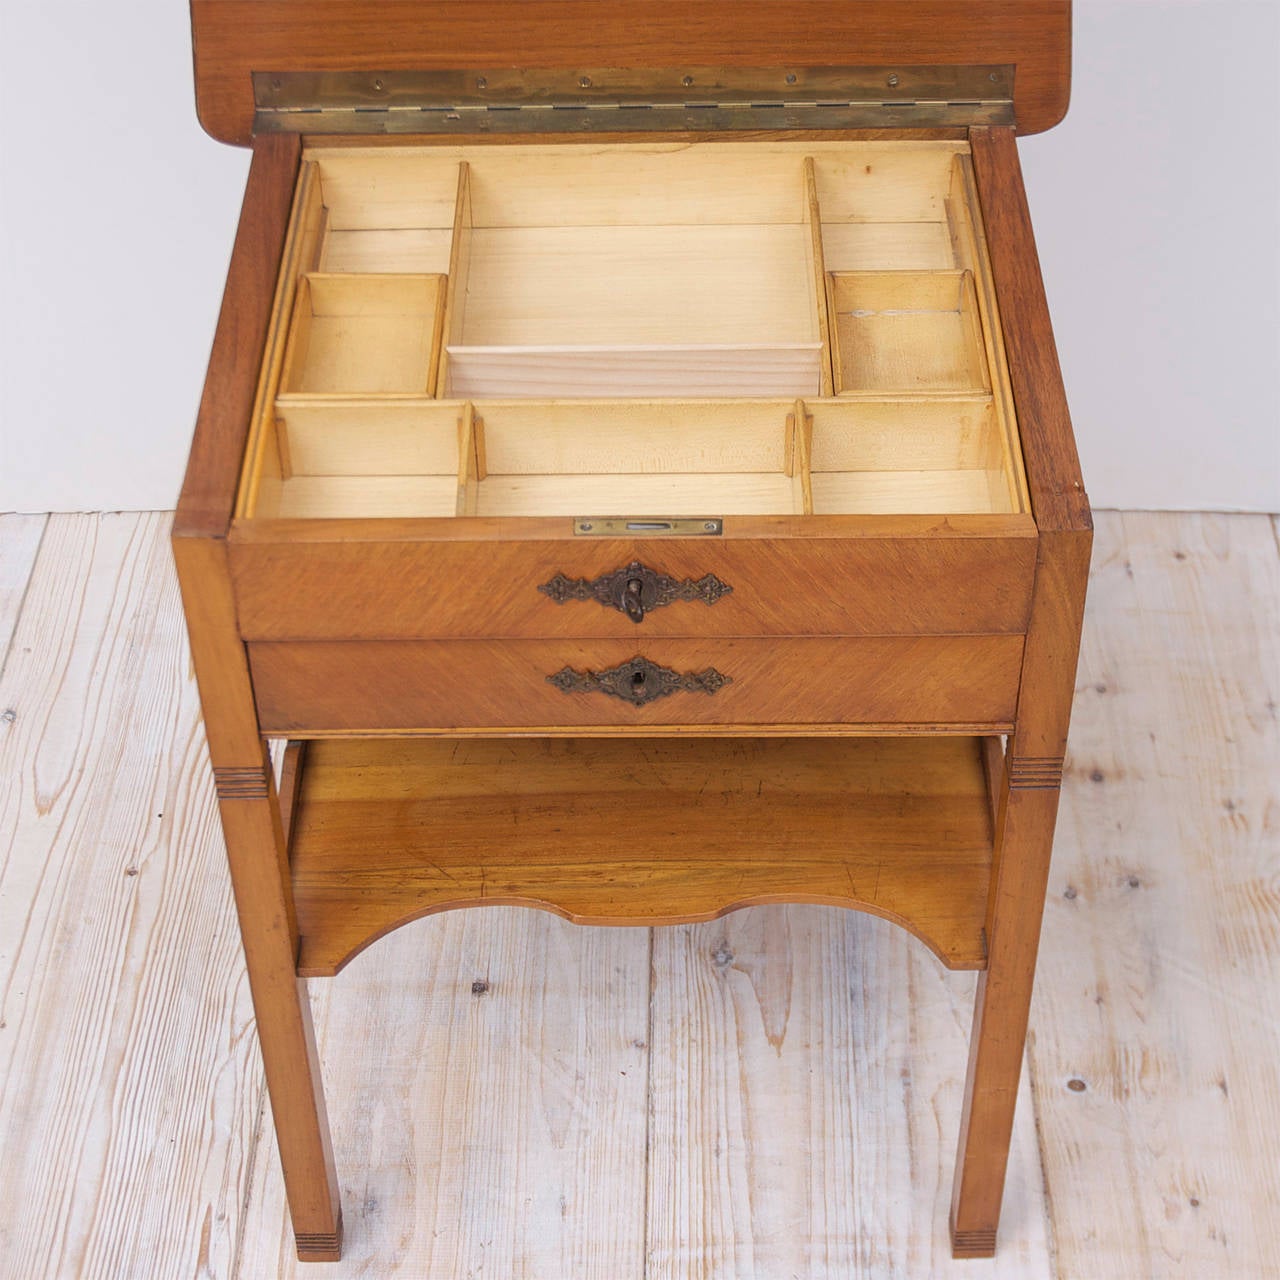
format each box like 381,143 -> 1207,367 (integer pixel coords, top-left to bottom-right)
623,577 -> 646,623
632,670 -> 646,689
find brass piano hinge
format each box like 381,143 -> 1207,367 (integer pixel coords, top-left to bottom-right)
253,66 -> 1015,136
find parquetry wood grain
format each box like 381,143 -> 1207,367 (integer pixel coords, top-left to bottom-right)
247,634 -> 1023,734
226,521 -> 1038,640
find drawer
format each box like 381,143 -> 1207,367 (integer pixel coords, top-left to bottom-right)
228,138 -> 1037,645
247,635 -> 1023,734
228,520 -> 1036,640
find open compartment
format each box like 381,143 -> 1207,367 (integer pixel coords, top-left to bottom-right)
236,140 -> 1031,524
242,392 -> 1021,519
827,271 -> 989,395
313,156 -> 465,275
809,145 -> 964,273
246,400 -> 463,518
436,152 -> 828,398
280,274 -> 446,395
465,399 -> 806,517
808,398 -> 1016,514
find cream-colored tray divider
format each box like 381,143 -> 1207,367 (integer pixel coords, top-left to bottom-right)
256,392 -> 1021,520
439,155 -> 830,399
827,269 -> 990,396
240,144 -> 1029,520
278,272 -> 447,395
272,156 -> 466,403
256,399 -> 464,519
786,398 -> 815,515
466,399 -> 802,518
455,401 -> 481,516
802,158 -> 836,398
245,159 -> 468,518
808,397 -> 1010,515
809,148 -> 1025,515
434,162 -> 473,397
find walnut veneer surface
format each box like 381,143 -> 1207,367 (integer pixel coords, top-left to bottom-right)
190,1 -> 1072,146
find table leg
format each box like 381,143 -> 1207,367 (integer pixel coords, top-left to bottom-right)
176,534 -> 343,1259
215,764 -> 343,1260
949,758 -> 1063,1256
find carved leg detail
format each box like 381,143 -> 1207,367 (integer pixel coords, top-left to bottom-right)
950,1226 -> 999,1259
295,1215 -> 345,1262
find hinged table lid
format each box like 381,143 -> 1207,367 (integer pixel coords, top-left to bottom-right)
191,1 -> 1071,145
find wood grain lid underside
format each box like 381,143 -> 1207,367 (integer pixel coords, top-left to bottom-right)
190,0 -> 1072,146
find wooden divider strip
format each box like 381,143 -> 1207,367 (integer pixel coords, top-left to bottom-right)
435,161 -> 473,397
791,398 -> 814,515
802,157 -> 835,396
455,402 -> 479,515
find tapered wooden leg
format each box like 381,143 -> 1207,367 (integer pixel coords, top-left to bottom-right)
945,503 -> 1091,1255
950,760 -> 1063,1257
216,762 -> 343,1261
176,531 -> 343,1259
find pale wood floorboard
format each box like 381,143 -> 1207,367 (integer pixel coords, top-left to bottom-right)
1031,511 -> 1280,1278
648,909 -> 1049,1279
0,514 -> 262,1280
236,910 -> 651,1278
0,510 -> 1276,1278
0,513 -> 46,668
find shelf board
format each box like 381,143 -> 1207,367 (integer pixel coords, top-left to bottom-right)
287,736 -> 996,976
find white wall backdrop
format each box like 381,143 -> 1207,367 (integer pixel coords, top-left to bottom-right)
1020,0 -> 1279,512
1,0 -> 1277,514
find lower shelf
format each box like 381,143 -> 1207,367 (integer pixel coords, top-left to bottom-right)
285,736 -> 997,977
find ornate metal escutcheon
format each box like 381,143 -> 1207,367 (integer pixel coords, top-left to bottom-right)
546,656 -> 732,707
538,560 -> 732,623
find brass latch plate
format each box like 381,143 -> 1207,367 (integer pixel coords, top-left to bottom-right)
253,66 -> 1014,135
573,518 -> 723,537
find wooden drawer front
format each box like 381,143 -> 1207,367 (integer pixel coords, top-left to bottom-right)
248,635 -> 1023,734
228,527 -> 1036,641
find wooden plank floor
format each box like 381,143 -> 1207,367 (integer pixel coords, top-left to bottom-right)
0,511 -> 1276,1279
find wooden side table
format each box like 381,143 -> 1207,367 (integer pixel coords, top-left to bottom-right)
175,1 -> 1089,1261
